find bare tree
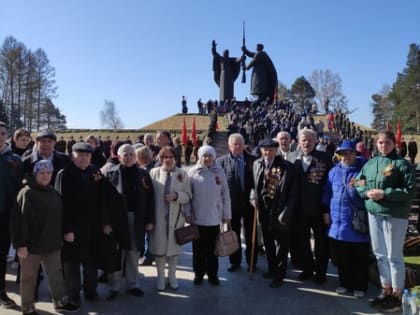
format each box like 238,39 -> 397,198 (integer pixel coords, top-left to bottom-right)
99,99 -> 124,129
309,69 -> 348,113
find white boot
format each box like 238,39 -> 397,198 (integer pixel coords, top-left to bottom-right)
168,255 -> 178,290
155,256 -> 166,291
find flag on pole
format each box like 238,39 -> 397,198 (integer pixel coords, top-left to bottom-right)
396,120 -> 402,149
191,117 -> 197,146
181,117 -> 188,146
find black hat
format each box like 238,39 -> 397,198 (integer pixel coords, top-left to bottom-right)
36,130 -> 57,141
259,139 -> 279,148
72,142 -> 93,153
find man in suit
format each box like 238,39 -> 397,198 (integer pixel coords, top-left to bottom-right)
216,133 -> 257,272
250,139 -> 298,288
276,131 -> 298,163
292,128 -> 332,284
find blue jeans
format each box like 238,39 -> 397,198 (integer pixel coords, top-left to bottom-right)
368,213 -> 408,291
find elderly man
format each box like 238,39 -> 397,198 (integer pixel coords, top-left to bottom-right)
22,130 -> 71,182
276,131 -> 298,163
250,139 -> 298,288
55,143 -> 108,306
101,144 -> 155,300
0,122 -> 23,308
216,133 -> 257,272
292,128 -> 332,284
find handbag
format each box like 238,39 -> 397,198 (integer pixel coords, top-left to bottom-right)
214,222 -> 240,257
174,207 -> 199,245
352,206 -> 369,234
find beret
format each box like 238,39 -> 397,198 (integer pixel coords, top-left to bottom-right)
36,130 -> 57,141
72,142 -> 94,153
258,138 -> 279,148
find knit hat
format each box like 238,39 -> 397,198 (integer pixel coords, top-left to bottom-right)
198,145 -> 216,160
33,159 -> 53,176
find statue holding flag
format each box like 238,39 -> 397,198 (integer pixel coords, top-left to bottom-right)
212,40 -> 244,103
241,43 -> 278,102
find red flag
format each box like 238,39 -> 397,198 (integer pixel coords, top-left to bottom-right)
181,117 -> 187,146
396,120 -> 402,149
191,117 -> 197,146
387,121 -> 392,131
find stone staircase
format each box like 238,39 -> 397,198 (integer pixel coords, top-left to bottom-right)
211,131 -> 229,158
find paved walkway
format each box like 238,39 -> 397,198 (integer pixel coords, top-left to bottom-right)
3,242 -> 385,315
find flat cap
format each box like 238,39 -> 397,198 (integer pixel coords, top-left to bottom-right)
259,138 -> 279,148
72,142 -> 93,153
36,130 -> 57,141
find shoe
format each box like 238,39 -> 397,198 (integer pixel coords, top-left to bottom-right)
313,275 -> 326,284
106,290 -> 119,301
0,291 -> 16,309
335,286 -> 348,294
127,288 -> 144,297
369,291 -> 387,307
24,312 -> 40,315
97,272 -> 108,283
269,279 -> 283,288
227,264 -> 240,272
262,271 -> 274,279
377,295 -> 401,313
55,302 -> 80,313
354,290 -> 365,298
141,257 -> 154,266
84,290 -> 99,301
297,271 -> 313,281
193,276 -> 203,285
208,277 -> 220,285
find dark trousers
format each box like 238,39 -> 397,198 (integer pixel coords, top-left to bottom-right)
261,220 -> 290,280
293,213 -> 329,277
0,215 -> 10,292
63,259 -> 97,303
229,205 -> 258,268
193,225 -> 219,278
330,239 -> 370,291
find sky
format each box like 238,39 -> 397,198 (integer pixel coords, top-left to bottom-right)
1,0 -> 419,129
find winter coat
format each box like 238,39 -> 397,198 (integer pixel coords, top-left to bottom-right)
355,149 -> 416,219
188,162 -> 231,226
55,163 -> 106,263
149,167 -> 191,256
22,150 -> 70,183
0,145 -> 23,215
102,164 -> 155,255
322,158 -> 370,243
12,178 -> 63,254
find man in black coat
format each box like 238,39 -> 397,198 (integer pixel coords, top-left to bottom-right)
292,128 -> 332,284
250,139 -> 298,288
408,137 -> 418,164
55,143 -> 108,306
22,130 -> 71,183
101,144 -> 155,300
216,133 -> 257,272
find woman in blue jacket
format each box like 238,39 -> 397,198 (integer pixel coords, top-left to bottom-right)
322,140 -> 369,298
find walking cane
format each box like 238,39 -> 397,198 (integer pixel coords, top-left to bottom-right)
249,206 -> 258,280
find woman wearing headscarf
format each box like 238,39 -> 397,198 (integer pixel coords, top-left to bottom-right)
149,146 -> 192,291
11,160 -> 78,315
188,145 -> 231,285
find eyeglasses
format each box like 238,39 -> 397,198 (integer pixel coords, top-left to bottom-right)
162,156 -> 174,159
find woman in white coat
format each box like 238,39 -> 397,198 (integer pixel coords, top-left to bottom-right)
149,146 -> 192,290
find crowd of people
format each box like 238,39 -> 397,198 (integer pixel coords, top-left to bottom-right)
0,114 -> 418,314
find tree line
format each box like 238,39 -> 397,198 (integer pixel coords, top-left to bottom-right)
0,36 -> 66,132
371,43 -> 420,133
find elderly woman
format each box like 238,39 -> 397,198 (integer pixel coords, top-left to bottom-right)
188,145 -> 231,285
322,140 -> 369,298
149,146 -> 191,291
12,160 -> 78,315
356,131 -> 416,312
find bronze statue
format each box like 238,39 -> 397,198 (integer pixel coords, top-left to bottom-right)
242,43 -> 277,102
212,40 -> 243,103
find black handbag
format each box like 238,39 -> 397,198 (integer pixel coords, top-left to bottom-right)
352,206 -> 369,234
174,207 -> 199,245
